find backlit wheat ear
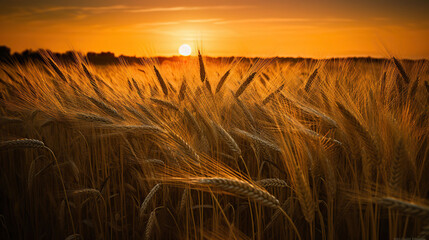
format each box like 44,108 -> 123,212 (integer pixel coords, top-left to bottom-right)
234,96 -> 256,128
65,234 -> 82,240
376,197 -> 429,218
124,106 -> 147,123
76,113 -> 113,124
169,132 -> 200,161
336,102 -> 379,177
392,57 -> 410,84
178,78 -> 187,101
235,72 -> 257,98
0,138 -> 45,149
150,97 -> 179,112
132,78 -> 144,99
215,69 -> 231,93
212,122 -> 241,156
139,184 -> 162,218
257,178 -> 289,188
81,64 -> 97,88
87,96 -> 124,120
408,76 -> 419,100
197,177 -> 280,208
204,78 -> 212,94
153,66 -> 168,96
100,124 -> 166,135
143,159 -> 165,165
304,68 -> 318,92
137,103 -> 158,123
45,56 -> 67,82
179,188 -> 189,213
145,209 -> 158,240
389,137 -> 406,189
294,166 -> 315,223
198,50 -> 206,82
68,188 -> 102,198
418,222 -> 429,239
232,128 -> 281,153
262,84 -> 285,105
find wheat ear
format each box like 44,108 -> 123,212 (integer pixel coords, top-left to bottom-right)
215,69 -> 231,93
197,177 -> 280,208
376,197 -> 429,218
304,68 -> 318,92
198,50 -> 206,82
0,138 -> 45,149
392,57 -> 410,84
153,66 -> 168,96
145,209 -> 158,240
257,178 -> 289,188
235,72 -> 257,98
139,184 -> 162,218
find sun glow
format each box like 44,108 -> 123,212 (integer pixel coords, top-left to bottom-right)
178,44 -> 192,56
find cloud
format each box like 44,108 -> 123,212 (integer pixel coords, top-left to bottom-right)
214,18 -> 354,25
184,18 -> 222,23
214,18 -> 312,24
125,5 -> 250,13
0,4 -> 250,17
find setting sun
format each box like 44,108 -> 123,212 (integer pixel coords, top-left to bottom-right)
178,44 -> 192,56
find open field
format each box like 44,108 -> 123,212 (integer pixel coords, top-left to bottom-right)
0,53 -> 429,239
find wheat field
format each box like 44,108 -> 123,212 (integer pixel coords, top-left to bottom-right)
0,52 -> 428,239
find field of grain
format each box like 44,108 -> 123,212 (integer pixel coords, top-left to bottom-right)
0,53 -> 428,239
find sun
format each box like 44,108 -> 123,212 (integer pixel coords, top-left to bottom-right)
178,44 -> 192,56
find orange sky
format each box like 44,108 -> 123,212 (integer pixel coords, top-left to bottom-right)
0,0 -> 428,58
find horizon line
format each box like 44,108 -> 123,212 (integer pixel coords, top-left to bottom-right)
1,46 -> 428,61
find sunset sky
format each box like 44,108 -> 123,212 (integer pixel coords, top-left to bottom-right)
0,0 -> 428,58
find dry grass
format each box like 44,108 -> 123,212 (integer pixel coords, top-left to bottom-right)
0,53 -> 428,239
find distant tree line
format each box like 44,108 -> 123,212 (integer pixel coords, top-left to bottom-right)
0,45 -> 422,66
